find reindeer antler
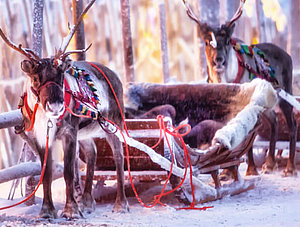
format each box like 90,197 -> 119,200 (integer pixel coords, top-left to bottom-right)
0,28 -> 40,62
55,0 -> 96,61
226,0 -> 246,28
182,0 -> 204,26
60,43 -> 92,61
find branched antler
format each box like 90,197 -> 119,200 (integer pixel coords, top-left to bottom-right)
0,28 -> 40,62
60,43 -> 92,61
226,0 -> 246,28
182,0 -> 203,26
55,0 -> 96,60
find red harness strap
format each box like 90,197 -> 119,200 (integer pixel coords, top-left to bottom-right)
231,39 -> 245,83
57,79 -> 72,124
233,50 -> 245,83
23,93 -> 32,120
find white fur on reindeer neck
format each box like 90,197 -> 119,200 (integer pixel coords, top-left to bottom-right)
212,79 -> 277,150
24,79 -> 58,147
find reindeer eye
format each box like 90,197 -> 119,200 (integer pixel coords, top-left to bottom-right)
205,40 -> 210,46
32,76 -> 39,83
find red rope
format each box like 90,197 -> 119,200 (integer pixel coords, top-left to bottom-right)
88,62 -> 129,136
25,102 -> 39,132
0,134 -> 49,210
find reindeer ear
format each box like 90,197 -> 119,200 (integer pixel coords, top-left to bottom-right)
198,23 -> 212,41
61,58 -> 73,72
21,60 -> 37,74
227,23 -> 235,37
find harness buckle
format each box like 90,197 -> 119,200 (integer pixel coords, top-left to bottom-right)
47,119 -> 53,137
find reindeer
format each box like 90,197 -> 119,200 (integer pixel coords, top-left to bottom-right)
182,0 -> 297,176
0,1 -> 129,219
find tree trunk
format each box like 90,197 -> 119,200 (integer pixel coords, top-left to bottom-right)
25,0 -> 45,205
255,0 -> 266,43
120,0 -> 135,85
226,0 -> 241,38
159,2 -> 170,83
32,0 -> 44,57
199,0 -> 220,27
196,0 -> 220,80
72,0 -> 86,61
289,0 -> 300,70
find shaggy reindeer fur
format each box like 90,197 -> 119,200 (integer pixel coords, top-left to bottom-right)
127,79 -> 278,171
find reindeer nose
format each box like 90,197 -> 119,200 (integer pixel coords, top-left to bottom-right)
214,56 -> 225,65
46,102 -> 65,118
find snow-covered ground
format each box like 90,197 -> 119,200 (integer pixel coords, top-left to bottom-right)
0,157 -> 300,227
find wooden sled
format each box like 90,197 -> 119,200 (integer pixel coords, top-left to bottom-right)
88,79 -> 277,204
85,117 -> 260,204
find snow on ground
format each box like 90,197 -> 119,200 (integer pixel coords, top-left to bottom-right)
0,159 -> 300,227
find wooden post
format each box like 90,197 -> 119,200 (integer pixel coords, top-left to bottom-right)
120,0 -> 135,84
159,2 -> 170,83
72,0 -> 86,61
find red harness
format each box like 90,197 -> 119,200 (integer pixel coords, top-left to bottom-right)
233,49 -> 245,83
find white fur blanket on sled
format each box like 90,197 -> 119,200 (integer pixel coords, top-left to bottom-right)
212,78 -> 277,150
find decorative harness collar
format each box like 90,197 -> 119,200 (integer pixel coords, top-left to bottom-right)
18,65 -> 102,129
230,39 -> 278,86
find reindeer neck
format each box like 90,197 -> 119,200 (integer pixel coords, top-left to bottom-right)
225,46 -> 239,83
24,78 -> 58,147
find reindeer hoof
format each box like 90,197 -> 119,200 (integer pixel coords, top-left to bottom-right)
62,203 -> 83,219
219,169 -> 232,181
79,193 -> 96,214
282,168 -> 297,177
246,166 -> 259,176
113,200 -> 130,213
39,206 -> 57,219
262,162 -> 277,174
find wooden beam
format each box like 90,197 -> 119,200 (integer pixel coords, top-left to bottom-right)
0,109 -> 23,129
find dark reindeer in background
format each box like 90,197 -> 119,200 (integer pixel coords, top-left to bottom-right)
0,2 -> 128,219
183,0 -> 297,176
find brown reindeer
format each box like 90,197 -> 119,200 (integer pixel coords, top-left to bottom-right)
0,1 -> 128,219
183,0 -> 297,176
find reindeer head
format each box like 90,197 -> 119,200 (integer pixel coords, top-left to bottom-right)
21,57 -> 72,118
0,0 -> 94,119
183,0 -> 245,83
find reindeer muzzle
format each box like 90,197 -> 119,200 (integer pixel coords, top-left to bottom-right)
35,81 -> 65,118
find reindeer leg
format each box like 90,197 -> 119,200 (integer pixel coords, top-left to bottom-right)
279,100 -> 297,176
62,118 -> 82,219
74,142 -> 83,205
106,133 -> 129,213
78,139 -> 96,214
262,110 -> 278,173
39,147 -> 57,219
246,147 -> 259,176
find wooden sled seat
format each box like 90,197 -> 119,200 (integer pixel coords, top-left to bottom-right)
85,118 -> 172,183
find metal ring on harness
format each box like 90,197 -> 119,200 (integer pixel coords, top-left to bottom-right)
97,114 -> 118,134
